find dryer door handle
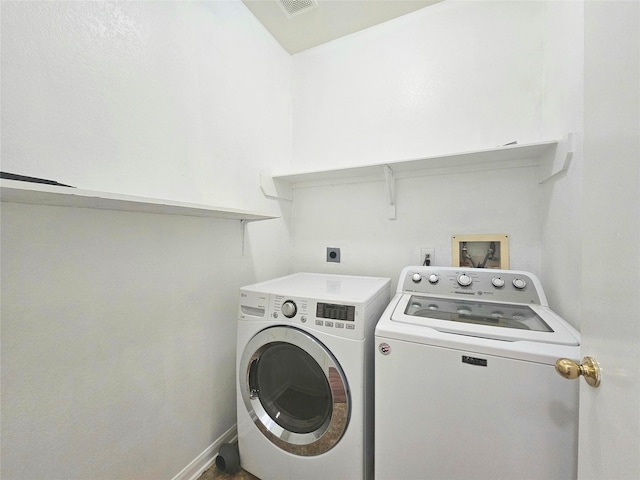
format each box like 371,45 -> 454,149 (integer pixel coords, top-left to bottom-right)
248,358 -> 260,399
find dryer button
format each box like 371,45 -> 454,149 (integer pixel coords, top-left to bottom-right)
325,321 -> 334,328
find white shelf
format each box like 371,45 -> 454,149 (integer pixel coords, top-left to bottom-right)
0,179 -> 277,221
264,139 -> 563,220
271,140 -> 558,187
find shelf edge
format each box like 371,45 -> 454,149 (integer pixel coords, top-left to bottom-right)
271,140 -> 558,185
0,180 -> 278,221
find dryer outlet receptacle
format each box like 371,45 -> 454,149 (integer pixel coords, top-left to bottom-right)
327,247 -> 341,263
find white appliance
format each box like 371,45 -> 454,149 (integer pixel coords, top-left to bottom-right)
375,266 -> 580,480
237,273 -> 391,480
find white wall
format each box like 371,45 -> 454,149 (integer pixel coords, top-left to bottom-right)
292,1 -> 549,171
292,166 -> 543,291
1,0 -> 290,212
538,1 -> 584,324
0,1 -> 292,478
290,1 -> 585,323
2,204 -> 244,479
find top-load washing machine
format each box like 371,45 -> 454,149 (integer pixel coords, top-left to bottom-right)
237,273 -> 391,480
375,266 -> 580,480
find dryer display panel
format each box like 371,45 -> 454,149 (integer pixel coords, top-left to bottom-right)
316,303 -> 355,322
404,296 -> 553,332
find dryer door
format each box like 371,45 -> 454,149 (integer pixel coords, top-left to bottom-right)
239,326 -> 350,456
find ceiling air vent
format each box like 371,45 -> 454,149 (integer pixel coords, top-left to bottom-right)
277,0 -> 318,18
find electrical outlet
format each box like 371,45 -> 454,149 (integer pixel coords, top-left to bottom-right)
327,247 -> 341,263
419,248 -> 435,266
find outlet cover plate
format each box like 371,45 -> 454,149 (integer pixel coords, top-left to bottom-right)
327,247 -> 341,263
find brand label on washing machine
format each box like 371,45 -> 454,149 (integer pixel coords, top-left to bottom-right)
462,355 -> 487,367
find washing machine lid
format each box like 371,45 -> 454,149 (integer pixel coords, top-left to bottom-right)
390,294 -> 579,346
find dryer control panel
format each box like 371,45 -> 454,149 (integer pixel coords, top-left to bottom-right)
400,266 -> 544,305
270,295 -> 364,340
239,272 -> 391,342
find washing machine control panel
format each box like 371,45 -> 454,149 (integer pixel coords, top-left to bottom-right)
401,267 -> 542,305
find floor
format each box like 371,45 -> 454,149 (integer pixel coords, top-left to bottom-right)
198,463 -> 259,480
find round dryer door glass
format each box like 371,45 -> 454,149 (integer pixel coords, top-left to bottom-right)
251,343 -> 332,433
240,326 -> 350,456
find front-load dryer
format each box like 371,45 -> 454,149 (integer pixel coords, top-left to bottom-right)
375,266 -> 581,480
237,273 -> 391,480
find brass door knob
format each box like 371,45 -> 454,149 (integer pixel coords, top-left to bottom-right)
555,356 -> 601,387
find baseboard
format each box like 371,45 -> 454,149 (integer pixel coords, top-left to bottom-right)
172,424 -> 238,480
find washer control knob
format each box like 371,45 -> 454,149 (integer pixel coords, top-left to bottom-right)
412,273 -> 422,283
428,273 -> 440,284
457,273 -> 472,287
512,278 -> 527,290
491,277 -> 505,288
281,300 -> 297,318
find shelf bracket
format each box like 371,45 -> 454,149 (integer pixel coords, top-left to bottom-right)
241,219 -> 248,256
539,133 -> 574,184
383,165 -> 396,220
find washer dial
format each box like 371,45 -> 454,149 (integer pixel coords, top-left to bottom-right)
512,278 -> 527,290
457,273 -> 472,287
